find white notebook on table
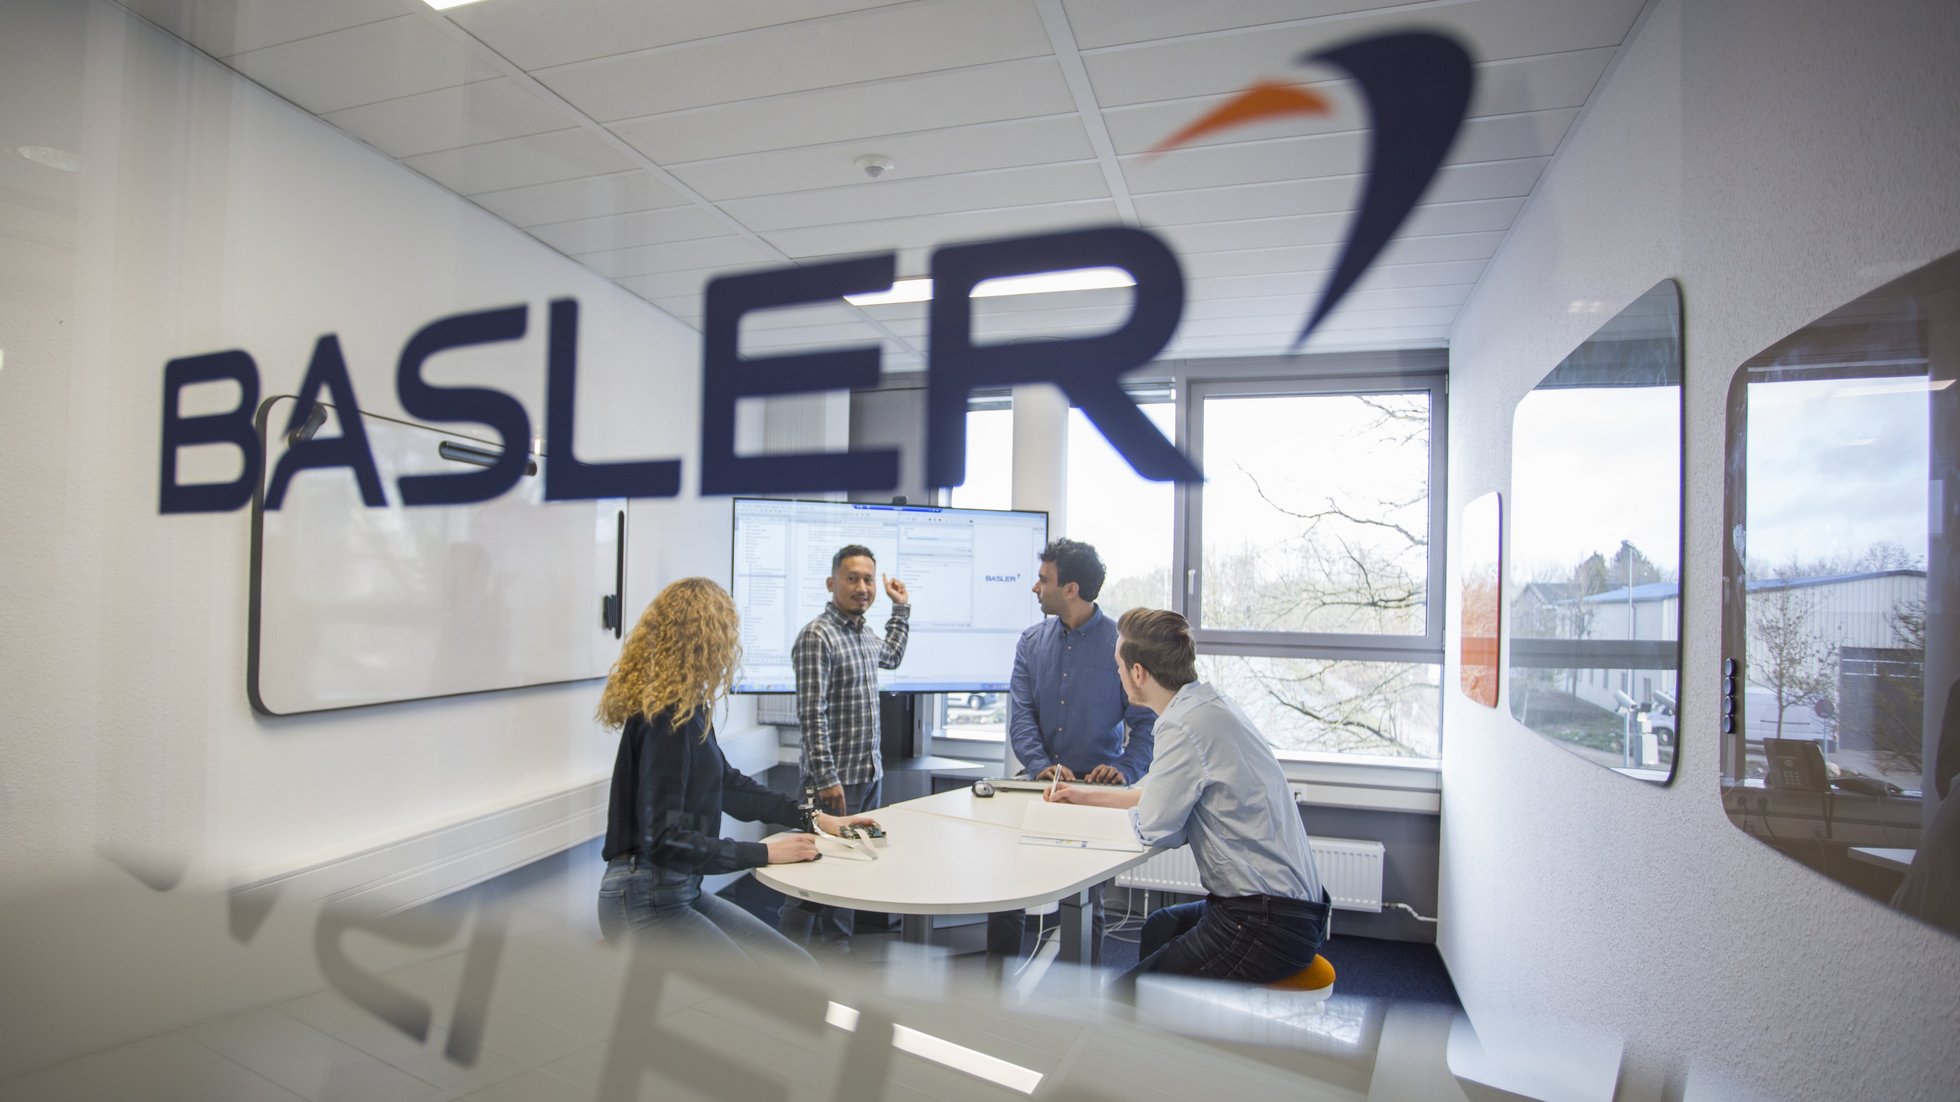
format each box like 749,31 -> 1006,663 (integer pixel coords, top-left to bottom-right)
1019,799 -> 1144,853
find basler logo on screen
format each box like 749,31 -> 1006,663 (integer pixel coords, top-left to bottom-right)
156,32 -> 1471,516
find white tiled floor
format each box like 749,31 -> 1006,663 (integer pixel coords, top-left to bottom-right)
0,847 -> 1473,1102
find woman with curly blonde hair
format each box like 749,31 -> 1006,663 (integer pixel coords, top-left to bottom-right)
596,577 -> 876,963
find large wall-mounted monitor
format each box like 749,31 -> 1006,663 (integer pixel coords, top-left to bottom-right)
730,498 -> 1048,694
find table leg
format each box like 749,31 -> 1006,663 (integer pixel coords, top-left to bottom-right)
900,913 -> 931,946
1058,889 -> 1093,965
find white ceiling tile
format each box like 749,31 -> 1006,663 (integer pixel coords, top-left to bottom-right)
1178,243 -> 1338,279
1063,0 -> 1411,50
226,15 -> 503,115
576,235 -> 776,279
323,78 -> 577,159
1376,230 -> 1508,266
647,295 -> 703,323
533,0 -> 1052,122
1470,46 -> 1618,116
877,318 -> 928,340
527,205 -> 731,254
1166,324 -> 1450,356
1155,210 -> 1352,254
723,162 -> 1110,232
1100,47 -> 1613,156
739,322 -> 888,351
1184,282 -> 1471,318
673,116 -> 1096,202
742,303 -> 867,331
120,0 -> 406,58
1175,230 -> 1503,280
1350,258 -> 1490,290
1183,264 -> 1473,301
446,0 -> 914,72
1123,108 -> 1575,193
617,262 -> 784,301
611,57 -> 1074,165
1135,157 -> 1544,226
760,199 -> 1118,259
1168,309 -> 1466,339
405,129 -> 639,195
472,170 -> 690,227
1081,0 -> 1643,107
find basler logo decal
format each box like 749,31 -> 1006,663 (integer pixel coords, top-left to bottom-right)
156,32 -> 1472,513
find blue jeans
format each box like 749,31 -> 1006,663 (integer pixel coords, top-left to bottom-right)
597,856 -> 815,972
778,776 -> 881,955
1121,891 -> 1331,989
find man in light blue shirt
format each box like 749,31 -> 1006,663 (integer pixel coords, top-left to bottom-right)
992,539 -> 1155,966
1049,608 -> 1329,985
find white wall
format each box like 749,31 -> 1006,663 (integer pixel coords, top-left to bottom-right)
0,0 -> 743,1074
1442,0 -> 1959,1097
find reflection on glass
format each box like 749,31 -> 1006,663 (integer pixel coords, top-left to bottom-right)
1195,655 -> 1441,759
1200,392 -> 1431,635
1723,250 -> 1959,938
1508,280 -> 1682,783
1460,492 -> 1502,708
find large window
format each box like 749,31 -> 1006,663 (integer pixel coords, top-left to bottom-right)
1066,399 -> 1175,615
1184,378 -> 1446,761
931,371 -> 1447,764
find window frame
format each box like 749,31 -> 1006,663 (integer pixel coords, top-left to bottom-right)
1176,370 -> 1450,663
1171,359 -> 1449,763
913,352 -> 1451,767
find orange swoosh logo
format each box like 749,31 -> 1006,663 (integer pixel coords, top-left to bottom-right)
1145,81 -> 1332,158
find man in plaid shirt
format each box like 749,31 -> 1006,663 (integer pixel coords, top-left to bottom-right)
779,543 -> 910,955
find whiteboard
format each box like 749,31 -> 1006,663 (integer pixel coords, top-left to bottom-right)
249,397 -> 625,715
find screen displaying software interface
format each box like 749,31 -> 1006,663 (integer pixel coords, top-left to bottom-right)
731,499 -> 1048,693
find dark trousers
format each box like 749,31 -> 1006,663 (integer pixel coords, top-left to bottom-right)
1120,891 -> 1331,989
987,881 -> 1107,965
778,776 -> 881,955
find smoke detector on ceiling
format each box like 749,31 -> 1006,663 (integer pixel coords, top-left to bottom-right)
854,154 -> 895,179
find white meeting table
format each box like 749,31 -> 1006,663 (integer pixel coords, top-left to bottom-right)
754,786 -> 1152,965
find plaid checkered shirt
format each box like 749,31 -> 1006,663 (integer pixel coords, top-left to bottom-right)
794,600 -> 911,789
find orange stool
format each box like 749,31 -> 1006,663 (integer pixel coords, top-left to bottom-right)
1267,954 -> 1336,998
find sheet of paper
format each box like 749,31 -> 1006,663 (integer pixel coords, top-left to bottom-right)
1019,800 -> 1143,852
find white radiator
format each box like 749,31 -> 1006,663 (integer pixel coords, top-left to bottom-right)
755,694 -> 799,725
1116,836 -> 1387,913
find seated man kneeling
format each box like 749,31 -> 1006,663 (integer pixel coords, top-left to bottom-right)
1048,608 -> 1329,985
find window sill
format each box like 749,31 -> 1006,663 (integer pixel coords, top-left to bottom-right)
1280,754 -> 1441,815
922,734 -> 1443,813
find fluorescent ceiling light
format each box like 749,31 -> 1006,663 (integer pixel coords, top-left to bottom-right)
845,267 -> 1135,307
424,0 -> 490,9
825,1002 -> 1043,1095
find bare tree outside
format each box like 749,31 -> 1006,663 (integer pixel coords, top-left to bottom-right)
1746,566 -> 1840,739
1195,391 -> 1439,757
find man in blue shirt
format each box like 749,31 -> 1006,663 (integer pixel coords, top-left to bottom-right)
1049,608 -> 1329,987
990,539 -> 1156,966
